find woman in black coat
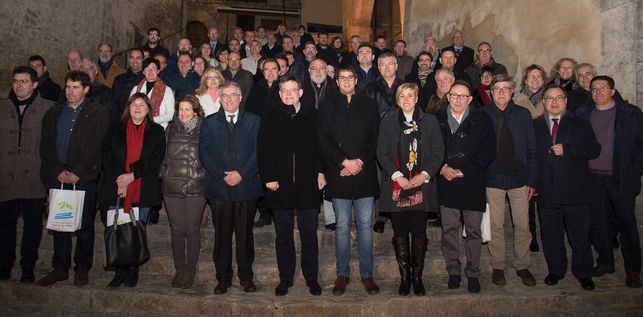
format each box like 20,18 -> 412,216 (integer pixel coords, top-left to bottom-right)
435,81 -> 496,293
99,92 -> 166,288
377,83 -> 444,296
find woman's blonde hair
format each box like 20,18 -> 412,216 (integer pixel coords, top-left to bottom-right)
195,67 -> 224,96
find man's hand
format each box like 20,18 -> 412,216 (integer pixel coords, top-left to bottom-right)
318,173 -> 327,190
551,144 -> 564,156
266,181 -> 279,191
57,170 -> 70,184
395,176 -> 412,190
116,173 -> 135,189
409,174 -> 427,188
342,159 -> 363,175
67,172 -> 80,185
527,186 -> 536,200
224,171 -> 242,186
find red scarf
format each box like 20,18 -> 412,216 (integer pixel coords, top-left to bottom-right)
477,83 -> 491,106
124,118 -> 146,213
136,79 -> 166,116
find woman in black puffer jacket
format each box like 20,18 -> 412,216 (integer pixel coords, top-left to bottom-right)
159,95 -> 206,289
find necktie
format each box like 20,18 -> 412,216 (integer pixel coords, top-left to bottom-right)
228,114 -> 235,132
551,118 -> 559,142
455,48 -> 462,56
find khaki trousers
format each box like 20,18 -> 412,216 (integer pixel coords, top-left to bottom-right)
486,186 -> 531,270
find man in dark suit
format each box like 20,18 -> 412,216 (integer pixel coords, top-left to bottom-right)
434,30 -> 474,74
207,26 -> 226,56
534,86 -> 600,290
576,75 -> 643,288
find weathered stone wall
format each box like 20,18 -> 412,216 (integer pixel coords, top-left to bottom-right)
0,0 -> 182,96
301,0 -> 343,28
404,0 -> 641,106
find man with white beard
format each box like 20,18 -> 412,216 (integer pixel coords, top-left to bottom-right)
96,42 -> 125,88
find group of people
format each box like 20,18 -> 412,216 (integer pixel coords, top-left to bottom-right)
0,24 -> 641,300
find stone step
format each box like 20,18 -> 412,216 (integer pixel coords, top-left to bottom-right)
1,271 -> 641,317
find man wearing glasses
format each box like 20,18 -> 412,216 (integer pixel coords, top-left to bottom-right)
576,76 -> 643,288
483,74 -> 538,287
533,85 -> 600,290
318,67 -> 381,296
199,81 -> 262,294
141,28 -> 169,59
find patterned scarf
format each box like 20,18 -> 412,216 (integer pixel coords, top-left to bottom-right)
182,115 -> 199,133
392,109 -> 423,207
418,70 -> 431,86
476,83 -> 491,106
136,79 -> 167,116
520,86 -> 544,106
124,118 -> 146,213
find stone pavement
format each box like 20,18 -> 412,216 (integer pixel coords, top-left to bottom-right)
1,196 -> 642,316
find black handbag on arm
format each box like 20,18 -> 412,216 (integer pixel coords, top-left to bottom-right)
104,197 -> 151,268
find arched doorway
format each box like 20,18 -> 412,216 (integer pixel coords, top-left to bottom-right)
186,20 -> 208,50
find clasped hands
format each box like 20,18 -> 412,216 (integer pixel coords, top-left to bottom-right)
266,173 -> 327,191
340,159 -> 363,176
440,164 -> 464,181
57,170 -> 80,185
395,174 -> 429,190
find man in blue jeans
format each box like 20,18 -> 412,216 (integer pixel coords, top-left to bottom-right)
318,67 -> 381,295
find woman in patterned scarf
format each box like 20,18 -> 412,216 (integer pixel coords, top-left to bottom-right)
514,64 -> 547,119
377,83 -> 444,296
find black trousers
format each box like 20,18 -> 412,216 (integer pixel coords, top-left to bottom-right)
211,199 -> 257,282
540,205 -> 592,280
52,180 -> 97,272
589,174 -> 641,273
390,211 -> 428,240
272,208 -> 319,283
0,198 -> 45,270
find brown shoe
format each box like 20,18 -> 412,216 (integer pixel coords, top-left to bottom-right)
172,270 -> 184,288
213,281 -> 232,294
179,270 -> 195,289
592,265 -> 615,277
241,280 -> 258,293
516,269 -> 537,286
37,270 -> 68,286
332,276 -> 350,296
625,272 -> 641,288
73,270 -> 89,287
492,269 -> 506,286
361,277 -> 380,295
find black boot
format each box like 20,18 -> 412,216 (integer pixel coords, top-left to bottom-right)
107,268 -> 127,288
411,238 -> 428,296
393,236 -> 411,295
123,266 -> 139,287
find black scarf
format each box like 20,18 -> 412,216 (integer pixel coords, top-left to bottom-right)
520,86 -> 544,106
491,103 -> 516,175
311,79 -> 328,110
393,109 -> 424,207
9,90 -> 39,129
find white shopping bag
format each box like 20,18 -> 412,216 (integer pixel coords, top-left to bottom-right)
46,184 -> 85,232
106,207 -> 140,226
462,203 -> 492,243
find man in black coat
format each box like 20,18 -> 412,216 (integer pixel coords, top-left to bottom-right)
27,55 -> 62,102
257,75 -> 326,296
363,52 -> 404,117
318,67 -> 380,296
534,86 -> 601,290
421,49 -> 472,103
222,52 -> 254,102
436,81 -> 495,293
37,71 -> 108,287
79,59 -> 117,125
433,30 -> 474,74
301,58 -> 339,110
112,49 -> 144,114
576,76 -> 643,288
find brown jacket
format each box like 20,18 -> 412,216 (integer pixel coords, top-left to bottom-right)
0,95 -> 54,201
513,93 -> 544,119
97,61 -> 126,88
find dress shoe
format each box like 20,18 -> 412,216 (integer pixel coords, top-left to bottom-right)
20,269 -> 35,283
253,217 -> 272,228
275,280 -> 292,296
108,269 -> 127,288
373,220 -> 385,233
179,270 -> 195,289
516,269 -> 537,286
448,274 -> 461,289
467,277 -> 480,293
592,265 -> 615,277
544,274 -> 562,286
74,270 -> 89,286
428,219 -> 441,228
625,272 -> 641,288
0,267 -> 11,280
241,280 -> 258,293
529,242 -> 540,252
325,223 -> 336,231
332,276 -> 350,296
123,267 -> 139,287
37,270 -> 68,286
306,279 -> 322,295
213,281 -> 232,294
580,278 -> 595,290
492,269 -> 506,286
361,277 -> 379,295
171,270 -> 184,288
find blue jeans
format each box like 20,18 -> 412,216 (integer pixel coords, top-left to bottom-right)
332,197 -> 374,278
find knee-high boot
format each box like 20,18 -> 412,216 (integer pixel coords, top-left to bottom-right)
411,238 -> 428,295
107,268 -> 127,288
393,236 -> 411,295
123,266 -> 139,287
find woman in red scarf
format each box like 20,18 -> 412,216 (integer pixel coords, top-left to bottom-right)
98,93 -> 166,288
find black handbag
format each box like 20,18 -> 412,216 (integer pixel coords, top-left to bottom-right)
104,198 -> 151,268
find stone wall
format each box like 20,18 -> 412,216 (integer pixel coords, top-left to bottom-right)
301,0 -> 343,29
404,0 -> 641,106
0,0 -> 182,96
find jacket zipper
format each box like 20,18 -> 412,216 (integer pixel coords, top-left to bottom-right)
292,153 -> 296,183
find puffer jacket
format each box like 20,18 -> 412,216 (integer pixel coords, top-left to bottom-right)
159,116 -> 206,198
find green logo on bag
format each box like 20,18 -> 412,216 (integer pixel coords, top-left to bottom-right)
57,201 -> 73,210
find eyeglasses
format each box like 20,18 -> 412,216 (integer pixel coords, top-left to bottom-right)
492,87 -> 512,93
448,93 -> 470,100
591,86 -> 610,93
221,93 -> 240,99
280,88 -> 299,94
544,96 -> 566,102
205,76 -> 219,81
12,79 -> 31,84
337,75 -> 355,82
